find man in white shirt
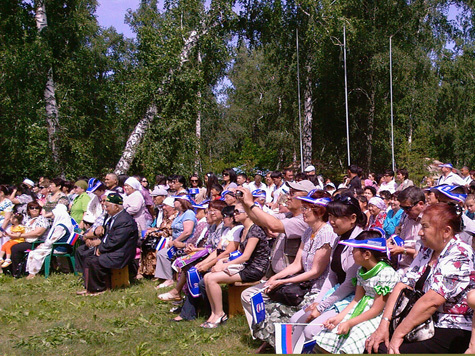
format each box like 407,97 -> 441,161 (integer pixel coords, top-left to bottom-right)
379,169 -> 397,194
461,166 -> 472,185
271,171 -> 288,206
236,173 -> 250,190
248,171 -> 267,193
438,163 -> 465,186
391,186 -> 426,274
283,168 -> 295,184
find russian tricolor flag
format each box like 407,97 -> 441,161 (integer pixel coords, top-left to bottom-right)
66,232 -> 81,245
274,323 -> 293,354
156,236 -> 167,251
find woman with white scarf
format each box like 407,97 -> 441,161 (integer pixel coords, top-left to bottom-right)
123,177 -> 147,233
26,203 -> 73,279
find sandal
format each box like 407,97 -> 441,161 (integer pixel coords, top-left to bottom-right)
158,292 -> 182,301
155,280 -> 174,289
200,314 -> 228,329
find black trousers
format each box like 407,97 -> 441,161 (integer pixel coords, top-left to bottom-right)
377,327 -> 470,354
84,254 -> 110,293
75,244 -> 95,274
11,242 -> 33,277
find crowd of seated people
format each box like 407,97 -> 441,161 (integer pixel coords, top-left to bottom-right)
1,162 -> 475,353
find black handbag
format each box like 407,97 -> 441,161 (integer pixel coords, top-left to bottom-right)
390,266 -> 435,342
142,233 -> 161,252
267,278 -> 312,306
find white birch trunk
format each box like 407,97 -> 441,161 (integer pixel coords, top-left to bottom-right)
115,22 -> 215,175
114,104 -> 157,175
302,66 -> 313,168
36,0 -> 61,166
195,50 -> 202,171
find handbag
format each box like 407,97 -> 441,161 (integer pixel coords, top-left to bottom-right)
142,234 -> 160,252
266,278 -> 312,306
390,266 -> 435,342
223,263 -> 245,276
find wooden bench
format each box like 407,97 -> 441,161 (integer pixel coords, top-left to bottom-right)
227,281 -> 260,317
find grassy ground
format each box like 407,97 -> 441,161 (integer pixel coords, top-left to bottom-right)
0,273 -> 261,356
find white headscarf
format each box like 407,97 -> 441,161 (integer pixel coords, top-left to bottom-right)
124,177 -> 142,192
369,197 -> 387,211
49,203 -> 74,237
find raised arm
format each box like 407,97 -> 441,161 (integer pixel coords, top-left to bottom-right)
236,187 -> 284,233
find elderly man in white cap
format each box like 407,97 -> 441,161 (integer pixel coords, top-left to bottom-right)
304,165 -> 316,177
438,163 -> 465,186
150,187 -> 168,228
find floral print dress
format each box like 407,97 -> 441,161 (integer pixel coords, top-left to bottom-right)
400,236 -> 475,331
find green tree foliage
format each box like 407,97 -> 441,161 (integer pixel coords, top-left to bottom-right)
1,0 -> 475,183
123,0 -> 235,177
0,0 -> 135,181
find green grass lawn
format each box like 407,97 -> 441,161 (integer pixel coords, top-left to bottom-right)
0,273 -> 261,355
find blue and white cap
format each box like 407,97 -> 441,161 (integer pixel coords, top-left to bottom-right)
220,190 -> 235,200
171,195 -> 194,203
252,189 -> 266,199
87,178 -> 103,193
296,189 -> 331,206
439,163 -> 454,169
192,202 -> 207,209
432,185 -> 467,203
339,237 -> 387,253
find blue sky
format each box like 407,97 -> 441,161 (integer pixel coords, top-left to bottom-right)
96,1 -> 461,39
96,0 -> 142,38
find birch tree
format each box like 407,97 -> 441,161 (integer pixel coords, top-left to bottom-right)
114,0 -> 234,175
35,0 -> 61,166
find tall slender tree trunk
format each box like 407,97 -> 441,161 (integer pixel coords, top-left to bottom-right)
366,89 -> 376,171
36,0 -> 61,167
302,65 -> 313,168
195,50 -> 202,171
114,104 -> 157,175
115,23 -> 216,175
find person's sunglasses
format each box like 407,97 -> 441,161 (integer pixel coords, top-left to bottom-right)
191,179 -> 199,183
222,173 -> 230,176
234,209 -> 245,215
29,207 -> 40,210
400,202 -> 419,211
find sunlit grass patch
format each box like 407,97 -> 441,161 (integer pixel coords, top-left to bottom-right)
0,274 -> 261,355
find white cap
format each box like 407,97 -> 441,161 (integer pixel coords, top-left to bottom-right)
163,197 -> 175,207
83,212 -> 96,224
23,178 -> 35,187
304,165 -> 316,173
